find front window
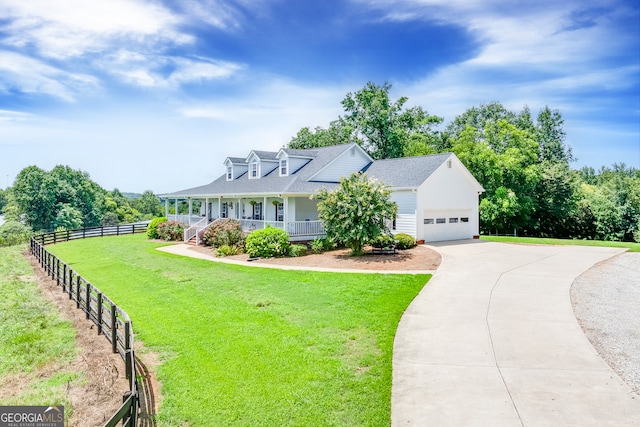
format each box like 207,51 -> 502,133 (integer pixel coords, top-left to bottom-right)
280,159 -> 288,176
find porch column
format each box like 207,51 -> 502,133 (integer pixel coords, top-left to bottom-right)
263,196 -> 267,221
205,197 -> 209,220
175,198 -> 178,219
164,198 -> 169,218
283,196 -> 289,234
218,197 -> 221,218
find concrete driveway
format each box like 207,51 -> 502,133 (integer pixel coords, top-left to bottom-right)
392,240 -> 640,426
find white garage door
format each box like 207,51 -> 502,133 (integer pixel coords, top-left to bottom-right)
423,210 -> 472,242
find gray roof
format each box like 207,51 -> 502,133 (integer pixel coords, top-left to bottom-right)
164,143 -> 357,197
364,153 -> 452,188
226,157 -> 246,164
162,146 -> 455,198
251,150 -> 279,161
281,148 -> 318,158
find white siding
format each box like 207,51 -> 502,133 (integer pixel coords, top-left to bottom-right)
293,197 -> 319,221
390,190 -> 417,237
261,160 -> 278,177
394,214 -> 417,237
289,157 -> 310,174
416,155 -> 481,242
311,148 -> 370,182
391,190 -> 416,214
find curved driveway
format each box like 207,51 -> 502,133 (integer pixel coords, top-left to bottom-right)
392,240 -> 640,426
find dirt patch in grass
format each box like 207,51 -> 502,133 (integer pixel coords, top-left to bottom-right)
192,244 -> 441,271
24,252 -> 161,427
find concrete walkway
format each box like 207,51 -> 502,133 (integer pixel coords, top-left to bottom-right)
392,240 -> 640,426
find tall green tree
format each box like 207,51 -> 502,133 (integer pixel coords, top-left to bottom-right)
289,82 -> 442,159
341,82 -> 443,159
314,172 -> 397,256
11,166 -> 60,231
451,120 -> 540,233
536,106 -> 574,164
288,120 -> 357,149
131,190 -> 163,218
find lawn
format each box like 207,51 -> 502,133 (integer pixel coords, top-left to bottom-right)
0,244 -> 79,417
47,234 -> 430,426
481,235 -> 640,252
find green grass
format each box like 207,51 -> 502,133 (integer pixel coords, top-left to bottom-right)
480,235 -> 640,252
0,244 -> 79,415
48,234 -> 430,426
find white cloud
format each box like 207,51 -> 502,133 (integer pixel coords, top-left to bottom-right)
0,0 -> 244,93
0,51 -> 99,101
0,110 -> 33,122
0,0 -> 188,59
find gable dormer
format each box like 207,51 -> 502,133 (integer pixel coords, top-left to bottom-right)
246,150 -> 279,179
223,157 -> 247,181
276,148 -> 316,177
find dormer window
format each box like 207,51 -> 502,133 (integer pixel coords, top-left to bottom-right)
250,160 -> 259,179
280,159 -> 288,176
350,147 -> 356,157
226,166 -> 233,181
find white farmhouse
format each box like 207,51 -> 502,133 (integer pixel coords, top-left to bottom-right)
161,143 -> 484,243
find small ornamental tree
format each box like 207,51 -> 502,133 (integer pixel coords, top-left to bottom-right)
314,172 -> 397,256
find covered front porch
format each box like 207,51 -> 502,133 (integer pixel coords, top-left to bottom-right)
163,194 -> 325,241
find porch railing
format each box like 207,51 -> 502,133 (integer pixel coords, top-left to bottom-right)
183,217 -> 209,244
238,220 -> 324,237
168,214 -> 202,226
286,220 -> 325,237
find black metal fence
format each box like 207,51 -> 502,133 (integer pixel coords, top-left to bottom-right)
30,223 -> 148,427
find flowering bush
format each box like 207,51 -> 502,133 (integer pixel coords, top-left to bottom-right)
314,172 -> 398,256
245,226 -> 290,258
147,216 -> 167,239
156,220 -> 184,241
201,218 -> 244,248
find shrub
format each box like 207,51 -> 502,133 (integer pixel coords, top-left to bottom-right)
147,216 -> 167,239
201,219 -> 244,248
0,221 -> 32,246
310,238 -> 325,254
245,227 -> 290,258
288,244 -> 307,257
394,233 -> 416,250
315,172 -> 397,256
215,244 -> 241,257
371,234 -> 395,249
156,220 -> 184,241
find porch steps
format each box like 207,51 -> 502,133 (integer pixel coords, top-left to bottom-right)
186,235 -> 197,246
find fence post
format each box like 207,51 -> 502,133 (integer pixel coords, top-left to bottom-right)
97,293 -> 103,335
61,262 -> 66,292
117,225 -> 120,235
86,284 -> 91,320
124,321 -> 132,380
68,267 -> 73,300
76,276 -> 81,309
111,305 -> 117,354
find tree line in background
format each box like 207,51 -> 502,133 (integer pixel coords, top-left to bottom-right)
1,82 -> 638,245
0,165 -> 165,245
289,82 -> 640,242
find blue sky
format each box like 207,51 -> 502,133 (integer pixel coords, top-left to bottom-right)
0,0 -> 638,193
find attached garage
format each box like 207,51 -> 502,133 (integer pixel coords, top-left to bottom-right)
423,209 -> 474,242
